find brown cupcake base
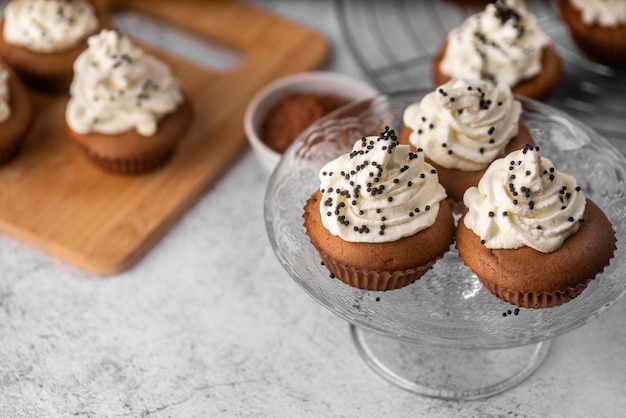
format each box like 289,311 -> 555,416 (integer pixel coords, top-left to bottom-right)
398,122 -> 534,203
456,199 -> 617,308
66,95 -> 193,175
80,147 -> 175,174
432,41 -> 563,102
0,62 -> 34,164
303,190 -> 455,291
558,0 -> 626,69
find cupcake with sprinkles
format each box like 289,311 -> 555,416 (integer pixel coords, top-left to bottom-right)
432,0 -> 563,102
558,0 -> 626,68
302,126 -> 455,291
456,145 -> 616,308
0,0 -> 109,92
400,78 -> 533,205
65,29 -> 193,174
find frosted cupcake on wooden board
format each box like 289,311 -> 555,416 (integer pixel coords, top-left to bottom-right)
65,29 -> 193,174
0,0 -> 108,91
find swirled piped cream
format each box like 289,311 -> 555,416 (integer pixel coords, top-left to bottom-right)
440,0 -> 550,87
463,145 -> 586,253
318,127 -> 447,243
3,0 -> 99,53
66,29 -> 183,137
570,0 -> 626,27
0,70 -> 11,124
403,79 -> 522,171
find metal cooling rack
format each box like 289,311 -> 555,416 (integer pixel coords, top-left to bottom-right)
335,0 -> 626,151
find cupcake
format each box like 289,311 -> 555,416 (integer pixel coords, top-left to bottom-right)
0,61 -> 34,163
432,0 -> 563,102
456,145 -> 616,309
0,0 -> 108,92
400,78 -> 534,204
65,29 -> 193,174
303,126 -> 455,291
558,0 -> 626,69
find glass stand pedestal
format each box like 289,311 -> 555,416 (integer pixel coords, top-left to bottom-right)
351,325 -> 551,401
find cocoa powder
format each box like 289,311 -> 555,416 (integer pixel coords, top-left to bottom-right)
261,92 -> 350,153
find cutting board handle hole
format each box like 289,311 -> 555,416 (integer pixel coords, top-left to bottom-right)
113,11 -> 243,71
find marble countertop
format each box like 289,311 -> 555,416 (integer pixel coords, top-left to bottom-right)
2,1 -> 626,417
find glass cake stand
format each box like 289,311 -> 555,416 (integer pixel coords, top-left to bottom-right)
264,91 -> 626,400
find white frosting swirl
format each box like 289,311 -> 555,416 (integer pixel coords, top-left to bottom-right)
463,145 -> 586,253
570,0 -> 626,27
403,79 -> 522,171
318,127 -> 448,243
66,29 -> 183,137
2,0 -> 99,53
0,70 -> 10,124
440,0 -> 551,87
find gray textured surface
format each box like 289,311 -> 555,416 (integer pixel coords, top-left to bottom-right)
1,1 -> 626,417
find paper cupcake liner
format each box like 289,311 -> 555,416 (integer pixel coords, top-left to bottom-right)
478,277 -> 593,309
82,147 -> 174,174
316,250 -> 437,291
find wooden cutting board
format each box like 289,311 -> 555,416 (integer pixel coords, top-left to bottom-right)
0,0 -> 328,275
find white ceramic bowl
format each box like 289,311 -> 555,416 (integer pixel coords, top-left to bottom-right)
243,71 -> 379,173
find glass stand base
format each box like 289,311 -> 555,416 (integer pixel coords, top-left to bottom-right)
350,325 -> 551,401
